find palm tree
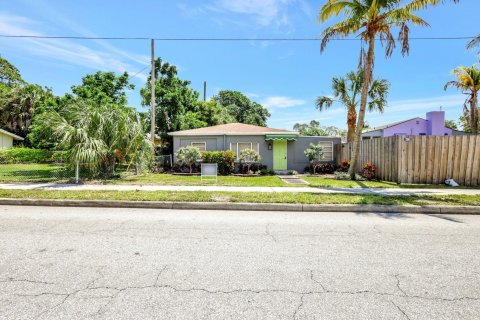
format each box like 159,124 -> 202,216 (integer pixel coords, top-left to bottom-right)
316,70 -> 389,143
41,100 -> 152,178
467,35 -> 480,51
0,84 -> 46,137
319,0 -> 458,179
444,65 -> 480,134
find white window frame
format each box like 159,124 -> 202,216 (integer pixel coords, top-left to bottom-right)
191,142 -> 206,153
230,142 -> 260,160
318,141 -> 333,161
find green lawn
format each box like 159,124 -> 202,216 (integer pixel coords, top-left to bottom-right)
108,173 -> 288,187
0,164 -> 476,190
0,164 -> 73,182
0,189 -> 478,206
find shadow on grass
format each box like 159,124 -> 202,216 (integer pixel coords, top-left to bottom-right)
354,180 -> 369,188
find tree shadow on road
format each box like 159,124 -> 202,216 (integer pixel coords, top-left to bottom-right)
354,212 -> 412,219
425,214 -> 464,224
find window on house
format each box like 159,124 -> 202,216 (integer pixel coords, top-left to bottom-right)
419,133 -> 426,136
318,141 -> 333,161
230,142 -> 260,160
191,142 -> 206,152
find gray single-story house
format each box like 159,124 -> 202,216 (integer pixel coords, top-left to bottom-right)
169,123 -> 341,172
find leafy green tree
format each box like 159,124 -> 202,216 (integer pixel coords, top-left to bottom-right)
141,58 -> 199,146
304,143 -> 325,174
212,90 -> 270,126
319,0 -> 457,179
239,148 -> 261,173
294,120 -> 329,136
293,120 -> 346,137
444,119 -> 459,130
316,70 -> 389,142
175,146 -> 201,173
0,56 -> 23,90
71,71 -> 134,105
444,65 -> 480,134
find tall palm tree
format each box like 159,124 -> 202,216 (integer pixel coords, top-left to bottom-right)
319,0 -> 458,179
316,70 -> 389,143
0,84 -> 46,137
444,65 -> 480,134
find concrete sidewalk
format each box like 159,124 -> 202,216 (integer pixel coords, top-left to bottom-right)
0,182 -> 479,196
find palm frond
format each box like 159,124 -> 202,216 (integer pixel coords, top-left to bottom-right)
315,96 -> 335,110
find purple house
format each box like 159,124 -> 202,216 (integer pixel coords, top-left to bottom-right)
362,111 -> 465,139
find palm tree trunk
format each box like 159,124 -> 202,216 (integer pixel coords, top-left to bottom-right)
347,106 -> 357,143
348,36 -> 375,180
471,92 -> 479,134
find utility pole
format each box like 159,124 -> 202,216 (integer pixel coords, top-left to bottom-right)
203,81 -> 207,102
150,39 -> 156,145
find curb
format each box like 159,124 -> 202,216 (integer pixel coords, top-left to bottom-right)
0,198 -> 478,214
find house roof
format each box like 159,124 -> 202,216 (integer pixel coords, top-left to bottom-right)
0,128 -> 24,141
169,123 -> 298,136
363,117 -> 423,134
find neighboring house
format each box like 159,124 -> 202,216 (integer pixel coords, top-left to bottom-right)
0,129 -> 24,149
169,123 -> 341,172
362,111 -> 468,139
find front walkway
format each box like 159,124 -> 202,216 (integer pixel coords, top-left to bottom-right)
0,182 -> 479,196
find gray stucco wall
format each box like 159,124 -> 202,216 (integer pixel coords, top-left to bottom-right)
288,137 -> 342,172
172,135 -> 341,172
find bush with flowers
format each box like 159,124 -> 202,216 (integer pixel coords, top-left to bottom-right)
361,162 -> 377,180
336,159 -> 350,172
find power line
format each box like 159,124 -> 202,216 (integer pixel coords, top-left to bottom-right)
0,34 -> 476,41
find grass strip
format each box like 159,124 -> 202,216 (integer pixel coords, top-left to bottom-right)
0,189 -> 479,206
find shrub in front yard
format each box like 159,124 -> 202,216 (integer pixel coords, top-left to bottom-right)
0,148 -> 66,164
259,168 -> 275,176
237,163 -> 266,174
175,146 -> 201,173
361,162 -> 378,180
201,150 -> 235,175
304,143 -> 325,174
336,159 -> 350,172
239,149 -> 261,173
335,171 -> 364,181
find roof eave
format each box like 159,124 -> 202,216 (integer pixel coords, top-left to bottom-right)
169,132 -> 298,136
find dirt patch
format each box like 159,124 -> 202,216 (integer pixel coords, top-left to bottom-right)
211,195 -> 232,202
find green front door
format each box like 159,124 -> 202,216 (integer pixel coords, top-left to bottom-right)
273,140 -> 287,170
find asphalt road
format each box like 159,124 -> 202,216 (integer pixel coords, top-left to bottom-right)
0,206 -> 479,320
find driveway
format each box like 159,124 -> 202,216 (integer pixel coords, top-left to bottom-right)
0,206 -> 479,319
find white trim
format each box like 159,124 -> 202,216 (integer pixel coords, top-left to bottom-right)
230,142 -> 260,160
318,141 -> 333,161
191,142 -> 206,152
0,129 -> 24,141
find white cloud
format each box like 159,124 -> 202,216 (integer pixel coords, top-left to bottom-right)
0,12 -> 149,82
387,94 -> 465,114
262,96 -> 306,109
196,0 -> 309,28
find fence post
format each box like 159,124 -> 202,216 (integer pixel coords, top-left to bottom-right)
75,162 -> 80,184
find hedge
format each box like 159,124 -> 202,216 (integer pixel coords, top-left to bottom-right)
0,148 -> 67,164
201,150 -> 235,175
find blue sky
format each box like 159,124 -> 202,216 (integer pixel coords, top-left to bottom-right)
0,0 -> 479,130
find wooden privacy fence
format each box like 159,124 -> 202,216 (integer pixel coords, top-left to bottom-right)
334,135 -> 480,186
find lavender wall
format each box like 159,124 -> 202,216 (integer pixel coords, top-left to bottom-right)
382,112 -> 452,137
